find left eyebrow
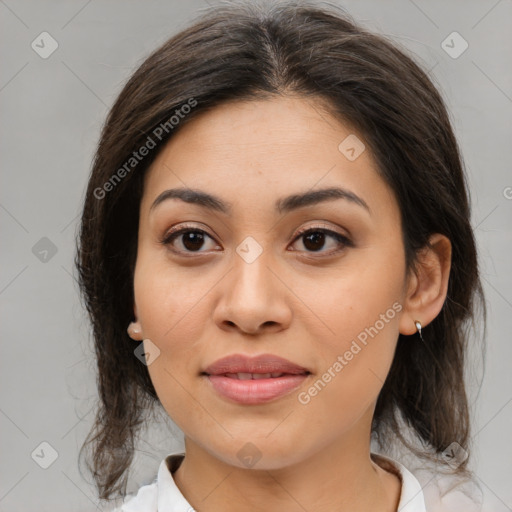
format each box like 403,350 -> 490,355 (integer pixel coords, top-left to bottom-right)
150,186 -> 371,216
276,187 -> 370,215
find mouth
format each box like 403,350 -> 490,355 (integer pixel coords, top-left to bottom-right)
202,353 -> 311,377
202,371 -> 311,404
201,353 -> 312,404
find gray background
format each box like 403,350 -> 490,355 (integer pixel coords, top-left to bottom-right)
1,0 -> 511,510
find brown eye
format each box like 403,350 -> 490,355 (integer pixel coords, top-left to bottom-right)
161,228 -> 219,253
291,227 -> 352,255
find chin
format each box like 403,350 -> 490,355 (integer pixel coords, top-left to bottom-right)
208,436 -> 308,471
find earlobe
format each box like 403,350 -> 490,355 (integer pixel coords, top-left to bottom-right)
127,321 -> 143,340
127,302 -> 143,340
399,233 -> 452,336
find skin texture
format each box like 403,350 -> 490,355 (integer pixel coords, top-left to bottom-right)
127,96 -> 452,512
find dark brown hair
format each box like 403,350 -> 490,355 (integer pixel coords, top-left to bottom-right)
75,0 -> 485,500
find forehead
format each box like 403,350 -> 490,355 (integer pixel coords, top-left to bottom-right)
140,96 -> 397,220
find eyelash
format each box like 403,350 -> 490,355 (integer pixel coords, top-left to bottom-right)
160,223 -> 353,257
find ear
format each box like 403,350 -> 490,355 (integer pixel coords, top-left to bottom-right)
399,233 -> 452,335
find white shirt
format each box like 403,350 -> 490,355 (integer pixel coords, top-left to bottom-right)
111,451 -> 428,511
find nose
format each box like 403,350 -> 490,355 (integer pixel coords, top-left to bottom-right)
211,245 -> 293,335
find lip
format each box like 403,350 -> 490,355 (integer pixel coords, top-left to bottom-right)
202,353 -> 311,405
202,353 -> 310,376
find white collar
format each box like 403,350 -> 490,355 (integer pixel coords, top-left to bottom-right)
372,453 -> 427,512
119,451 -> 426,512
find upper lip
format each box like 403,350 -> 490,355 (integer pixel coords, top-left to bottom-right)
202,353 -> 311,376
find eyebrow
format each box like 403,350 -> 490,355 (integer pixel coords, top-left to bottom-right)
150,186 -> 370,216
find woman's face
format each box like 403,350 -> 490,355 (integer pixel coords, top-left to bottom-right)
132,96 -> 412,469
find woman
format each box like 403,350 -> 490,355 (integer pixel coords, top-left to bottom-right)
76,2 -> 486,510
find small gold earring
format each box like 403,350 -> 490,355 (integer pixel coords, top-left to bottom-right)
414,320 -> 423,341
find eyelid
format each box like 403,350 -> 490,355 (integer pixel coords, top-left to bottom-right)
291,222 -> 350,241
160,222 -> 215,242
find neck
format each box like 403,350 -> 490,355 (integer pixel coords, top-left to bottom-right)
172,432 -> 401,512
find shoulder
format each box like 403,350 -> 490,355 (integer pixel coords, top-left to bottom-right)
103,452 -> 187,512
105,480 -> 158,512
413,467 -> 484,512
373,451 -> 487,512
391,455 -> 485,512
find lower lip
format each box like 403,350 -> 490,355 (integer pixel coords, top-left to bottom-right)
205,374 -> 309,405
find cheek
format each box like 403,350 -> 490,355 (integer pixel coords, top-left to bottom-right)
133,249 -> 210,343
299,248 -> 405,409
297,299 -> 402,435
132,252 -> 215,401
305,248 -> 405,348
